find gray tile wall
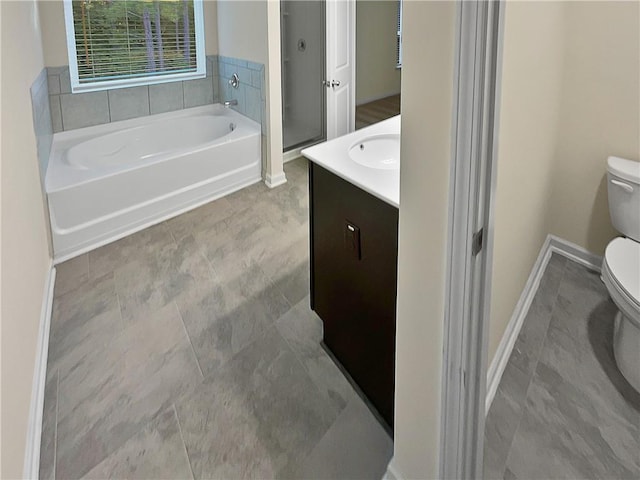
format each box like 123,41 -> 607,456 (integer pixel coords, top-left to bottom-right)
217,56 -> 267,175
47,56 -> 220,132
30,68 -> 54,183
217,56 -> 266,133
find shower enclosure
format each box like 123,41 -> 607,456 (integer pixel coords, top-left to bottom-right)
281,1 -> 326,151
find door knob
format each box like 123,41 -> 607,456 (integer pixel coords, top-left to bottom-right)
323,80 -> 341,88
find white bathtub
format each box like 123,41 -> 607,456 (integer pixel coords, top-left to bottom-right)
46,104 -> 262,262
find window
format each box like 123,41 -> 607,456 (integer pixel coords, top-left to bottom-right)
396,0 -> 402,68
63,0 -> 206,93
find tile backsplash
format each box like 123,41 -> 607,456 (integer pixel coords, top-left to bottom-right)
217,56 -> 266,134
47,56 -> 220,132
46,55 -> 266,135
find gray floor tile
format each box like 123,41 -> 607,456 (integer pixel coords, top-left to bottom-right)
49,273 -> 120,376
506,255 -> 565,378
54,254 -> 89,297
276,298 -> 357,412
266,181 -> 310,231
505,363 -> 639,480
39,370 -> 58,480
55,303 -> 202,479
557,261 -> 607,307
164,195 -> 236,242
483,360 -> 531,479
262,235 -> 310,306
41,165 -> 395,479
88,222 -> 176,278
115,234 -> 216,324
194,205 -> 283,279
48,306 -> 123,384
81,407 -> 193,480
177,261 -> 291,377
487,255 -> 640,480
275,296 -> 323,354
503,466 -> 518,480
283,157 -> 309,182
175,327 -> 339,479
291,396 -> 393,480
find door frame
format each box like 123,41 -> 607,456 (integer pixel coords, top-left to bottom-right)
439,1 -> 504,478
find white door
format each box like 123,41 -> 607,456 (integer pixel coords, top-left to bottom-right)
325,0 -> 355,140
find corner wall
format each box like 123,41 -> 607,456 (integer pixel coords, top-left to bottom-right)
488,0 -> 640,367
1,1 -> 52,477
392,1 -> 456,477
549,1 -> 640,255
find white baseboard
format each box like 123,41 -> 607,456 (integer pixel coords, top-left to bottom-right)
485,236 -> 552,414
356,90 -> 401,106
485,234 -> 603,415
382,457 -> 404,480
264,171 -> 287,188
23,263 -> 56,479
548,234 -> 603,272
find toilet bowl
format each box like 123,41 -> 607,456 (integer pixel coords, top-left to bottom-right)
601,238 -> 640,391
603,156 -> 640,393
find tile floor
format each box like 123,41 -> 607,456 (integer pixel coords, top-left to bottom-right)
484,254 -> 640,479
40,158 -> 393,480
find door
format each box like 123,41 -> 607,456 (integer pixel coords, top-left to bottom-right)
281,1 -> 326,151
325,0 -> 355,140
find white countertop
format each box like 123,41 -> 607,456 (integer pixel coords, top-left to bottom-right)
301,116 -> 400,208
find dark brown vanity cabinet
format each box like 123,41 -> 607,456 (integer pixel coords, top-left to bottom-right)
309,163 -> 398,429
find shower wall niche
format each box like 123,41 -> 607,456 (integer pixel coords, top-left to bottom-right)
281,1 -> 326,151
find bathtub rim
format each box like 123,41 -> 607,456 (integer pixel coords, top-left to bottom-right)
46,104 -> 261,193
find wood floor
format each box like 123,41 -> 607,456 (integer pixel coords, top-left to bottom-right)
355,94 -> 401,130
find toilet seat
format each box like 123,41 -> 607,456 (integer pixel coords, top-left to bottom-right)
604,237 -> 640,306
603,237 -> 640,324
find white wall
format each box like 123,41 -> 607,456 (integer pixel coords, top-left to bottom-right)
391,1 -> 456,478
355,0 -> 401,104
549,1 -> 640,255
216,0 -> 267,64
0,1 -> 52,477
489,1 -> 566,363
38,0 -> 220,67
489,0 -> 639,365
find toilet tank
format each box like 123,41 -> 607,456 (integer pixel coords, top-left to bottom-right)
607,156 -> 640,242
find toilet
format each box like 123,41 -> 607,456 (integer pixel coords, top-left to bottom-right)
602,156 -> 640,393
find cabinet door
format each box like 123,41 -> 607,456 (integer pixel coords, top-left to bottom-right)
310,164 -> 398,428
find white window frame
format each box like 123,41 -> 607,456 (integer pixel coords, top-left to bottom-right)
63,0 -> 206,94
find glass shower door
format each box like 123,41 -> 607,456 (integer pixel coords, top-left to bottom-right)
281,1 -> 326,151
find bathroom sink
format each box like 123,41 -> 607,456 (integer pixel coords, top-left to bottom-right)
349,134 -> 400,170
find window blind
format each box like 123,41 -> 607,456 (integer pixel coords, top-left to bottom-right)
65,0 -> 204,92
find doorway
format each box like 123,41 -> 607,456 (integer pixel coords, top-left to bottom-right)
354,0 -> 402,130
